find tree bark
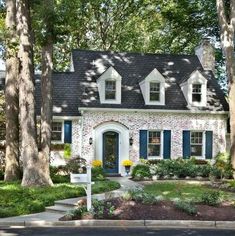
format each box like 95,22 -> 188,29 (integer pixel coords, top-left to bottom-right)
16,0 -> 52,186
216,0 -> 235,176
4,0 -> 20,181
38,0 -> 54,186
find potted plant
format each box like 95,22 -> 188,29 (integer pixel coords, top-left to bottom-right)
66,156 -> 87,183
122,159 -> 133,176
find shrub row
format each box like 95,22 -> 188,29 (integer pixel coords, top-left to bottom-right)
131,157 -> 233,181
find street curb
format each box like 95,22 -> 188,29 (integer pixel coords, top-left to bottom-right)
1,220 -> 235,229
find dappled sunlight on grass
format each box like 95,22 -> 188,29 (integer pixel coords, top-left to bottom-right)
144,182 -> 235,202
0,180 -> 120,218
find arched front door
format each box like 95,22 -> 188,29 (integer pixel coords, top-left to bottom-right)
103,131 -> 119,173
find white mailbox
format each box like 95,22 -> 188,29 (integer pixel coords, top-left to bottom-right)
70,173 -> 88,184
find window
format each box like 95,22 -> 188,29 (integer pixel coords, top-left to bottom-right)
192,84 -> 202,102
52,122 -> 63,142
148,131 -> 161,157
105,80 -> 116,100
150,82 -> 160,102
190,131 -> 203,156
0,123 -> 5,140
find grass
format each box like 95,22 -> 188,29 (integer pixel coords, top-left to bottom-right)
144,181 -> 235,202
0,180 -> 120,218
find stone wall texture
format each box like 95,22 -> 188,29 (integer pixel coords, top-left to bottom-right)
77,111 -> 227,162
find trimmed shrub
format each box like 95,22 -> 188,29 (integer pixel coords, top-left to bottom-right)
174,200 -> 197,215
131,164 -> 151,180
201,191 -> 221,206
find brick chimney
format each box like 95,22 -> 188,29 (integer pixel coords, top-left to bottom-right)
195,38 -> 215,74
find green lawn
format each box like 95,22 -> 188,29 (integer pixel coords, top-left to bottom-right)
144,181 -> 235,202
0,180 -> 120,218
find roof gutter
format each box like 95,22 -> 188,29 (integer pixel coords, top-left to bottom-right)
78,107 -> 229,115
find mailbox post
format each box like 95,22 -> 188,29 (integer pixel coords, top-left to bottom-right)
70,164 -> 92,211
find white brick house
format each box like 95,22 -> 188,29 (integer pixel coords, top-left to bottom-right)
33,39 -> 229,176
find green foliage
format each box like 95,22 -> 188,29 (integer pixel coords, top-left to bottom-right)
67,206 -> 88,219
214,152 -> 233,179
92,199 -> 116,219
66,156 -> 87,173
131,164 -> 151,180
201,191 -> 221,206
0,180 -> 120,218
174,200 -> 197,216
149,159 -> 212,179
91,167 -> 106,181
128,188 -> 162,205
64,143 -> 71,159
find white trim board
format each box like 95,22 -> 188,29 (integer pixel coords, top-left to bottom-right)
78,107 -> 228,115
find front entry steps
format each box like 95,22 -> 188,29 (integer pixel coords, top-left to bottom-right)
45,190 -> 123,214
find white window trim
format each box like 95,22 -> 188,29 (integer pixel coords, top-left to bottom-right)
51,120 -> 64,144
140,68 -> 165,105
147,130 -> 164,160
97,66 -> 122,104
190,130 -> 206,159
104,80 -> 117,101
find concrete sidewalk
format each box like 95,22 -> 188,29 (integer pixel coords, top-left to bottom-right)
0,177 -> 141,224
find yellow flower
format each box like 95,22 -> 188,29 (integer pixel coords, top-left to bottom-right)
122,160 -> 133,167
92,160 -> 102,167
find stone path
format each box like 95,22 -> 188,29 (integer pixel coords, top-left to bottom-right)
0,177 -> 141,223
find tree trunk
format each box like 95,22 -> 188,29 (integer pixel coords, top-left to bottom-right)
216,0 -> 235,176
4,0 -> 20,181
16,0 -> 52,186
39,43 -> 53,185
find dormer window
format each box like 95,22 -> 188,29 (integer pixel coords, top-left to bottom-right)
105,80 -> 116,100
180,70 -> 207,107
139,68 -> 165,105
192,84 -> 202,102
150,82 -> 160,102
97,66 -> 122,104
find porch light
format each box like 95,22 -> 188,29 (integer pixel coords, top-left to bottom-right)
129,137 -> 133,146
89,137 -> 93,145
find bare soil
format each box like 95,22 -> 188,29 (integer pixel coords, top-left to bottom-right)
109,199 -> 235,221
60,198 -> 235,221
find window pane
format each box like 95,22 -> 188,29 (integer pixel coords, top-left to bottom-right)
150,82 -> 160,92
191,145 -> 202,156
191,132 -> 203,144
105,91 -> 116,99
192,84 -> 202,102
150,92 -> 160,101
52,132 -> 62,141
150,82 -> 160,102
149,131 -> 161,144
192,94 -> 201,102
105,81 -> 116,100
52,122 -> 62,141
148,144 -> 160,156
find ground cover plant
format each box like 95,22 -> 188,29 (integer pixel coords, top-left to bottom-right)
0,180 -> 120,218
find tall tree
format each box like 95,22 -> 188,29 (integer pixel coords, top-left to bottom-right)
4,0 -> 20,181
216,0 -> 235,175
16,0 -> 52,186
38,0 -> 54,185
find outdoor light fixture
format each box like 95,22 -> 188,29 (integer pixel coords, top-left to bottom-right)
129,137 -> 133,146
89,137 -> 93,145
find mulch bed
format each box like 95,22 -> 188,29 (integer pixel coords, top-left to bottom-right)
109,199 -> 235,221
60,198 -> 235,221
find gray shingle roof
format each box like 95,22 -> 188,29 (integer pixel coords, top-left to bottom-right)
34,49 -> 228,116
